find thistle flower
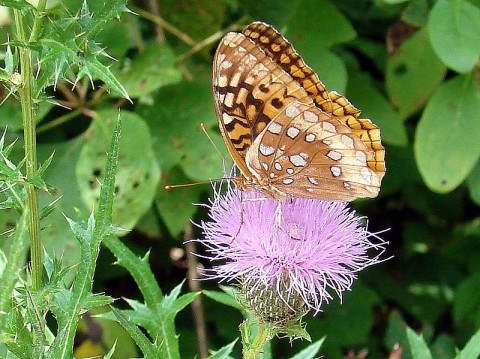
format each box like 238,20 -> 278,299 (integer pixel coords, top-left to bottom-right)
196,182 -> 387,323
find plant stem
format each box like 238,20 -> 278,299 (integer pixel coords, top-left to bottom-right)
13,9 -> 42,291
243,322 -> 269,359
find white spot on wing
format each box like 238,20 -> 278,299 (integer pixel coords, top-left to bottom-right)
304,110 -> 319,122
285,104 -> 301,118
361,168 -> 372,183
355,151 -> 367,164
322,122 -> 336,133
344,182 -> 352,190
268,122 -> 283,134
327,150 -> 342,161
262,163 -> 269,171
221,60 -> 232,69
305,133 -> 316,142
290,154 -> 308,167
222,113 -> 234,125
283,178 -> 294,185
274,162 -> 282,171
341,135 -> 355,149
287,168 -> 294,174
286,126 -> 300,139
331,166 -> 342,177
308,177 -> 319,185
259,144 -> 275,156
218,75 -> 228,87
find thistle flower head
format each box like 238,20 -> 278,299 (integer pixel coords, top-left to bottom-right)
196,182 -> 387,322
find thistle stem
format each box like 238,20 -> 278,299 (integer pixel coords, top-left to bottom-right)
13,1 -> 47,291
243,321 -> 269,359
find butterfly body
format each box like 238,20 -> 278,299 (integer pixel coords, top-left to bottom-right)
213,22 -> 385,201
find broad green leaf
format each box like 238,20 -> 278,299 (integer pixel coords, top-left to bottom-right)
156,166 -> 206,237
406,327 -> 433,359
76,110 -> 160,232
456,327 -> 480,359
414,75 -> 480,193
348,73 -> 407,146
402,0 -> 429,27
116,44 -> 182,98
138,80 -> 228,181
467,160 -> 480,205
286,0 -> 354,92
289,338 -> 325,359
453,272 -> 480,325
287,0 -> 356,48
428,0 -> 480,73
386,28 -> 447,120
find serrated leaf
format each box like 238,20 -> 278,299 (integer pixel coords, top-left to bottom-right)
406,327 -> 433,359
207,340 -> 238,359
414,75 -> 480,193
428,0 -> 480,73
386,27 -> 447,120
110,307 -> 158,359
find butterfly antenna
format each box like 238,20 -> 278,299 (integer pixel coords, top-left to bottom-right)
165,177 -> 230,190
200,122 -> 227,170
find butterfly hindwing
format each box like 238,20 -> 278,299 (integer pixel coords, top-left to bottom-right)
247,102 -> 380,201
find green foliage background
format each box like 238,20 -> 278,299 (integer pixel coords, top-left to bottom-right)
1,0 -> 480,358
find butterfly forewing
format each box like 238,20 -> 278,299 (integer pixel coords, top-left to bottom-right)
242,22 -> 386,177
213,21 -> 386,201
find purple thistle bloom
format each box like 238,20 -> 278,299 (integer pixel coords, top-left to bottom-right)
196,181 -> 387,321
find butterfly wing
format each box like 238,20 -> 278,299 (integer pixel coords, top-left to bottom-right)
246,101 -> 383,201
212,30 -> 313,178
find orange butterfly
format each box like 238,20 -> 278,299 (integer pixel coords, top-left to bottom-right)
213,22 -> 385,201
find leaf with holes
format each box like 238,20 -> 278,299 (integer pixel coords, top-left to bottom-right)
76,110 -> 160,232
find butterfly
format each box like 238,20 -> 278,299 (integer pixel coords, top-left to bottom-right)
212,22 -> 385,202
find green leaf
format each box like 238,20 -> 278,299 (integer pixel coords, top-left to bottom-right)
348,73 -> 407,146
110,306 -> 158,359
406,327 -> 433,359
156,166 -> 206,236
456,327 -> 480,359
287,0 -> 356,48
0,0 -> 33,10
414,75 -> 480,193
116,44 -> 182,98
0,211 -> 29,331
289,337 -> 325,359
103,235 -> 164,309
207,340 -> 237,359
428,0 -> 480,73
453,272 -> 480,325
467,160 -> 480,205
203,288 -> 243,311
76,110 -> 160,232
138,80 -> 227,181
386,27 -> 447,120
